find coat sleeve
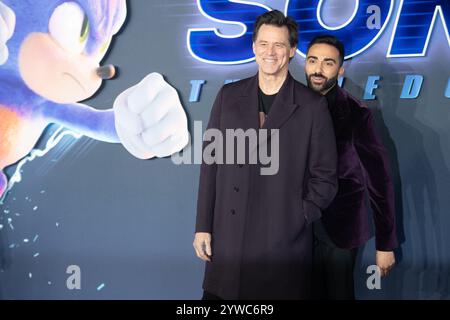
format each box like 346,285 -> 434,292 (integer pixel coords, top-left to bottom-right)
302,97 -> 338,225
195,87 -> 224,233
354,109 -> 398,251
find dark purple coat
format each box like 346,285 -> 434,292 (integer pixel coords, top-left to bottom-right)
322,86 -> 398,251
195,73 -> 338,299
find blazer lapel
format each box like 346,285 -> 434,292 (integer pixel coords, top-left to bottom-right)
332,86 -> 351,136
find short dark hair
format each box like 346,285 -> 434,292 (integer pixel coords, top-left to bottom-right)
252,10 -> 298,48
307,35 -> 345,66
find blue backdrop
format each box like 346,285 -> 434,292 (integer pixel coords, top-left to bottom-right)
0,0 -> 449,299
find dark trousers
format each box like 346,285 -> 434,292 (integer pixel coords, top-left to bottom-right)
312,221 -> 358,300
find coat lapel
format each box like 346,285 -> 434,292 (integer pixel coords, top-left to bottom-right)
239,73 -> 300,153
262,73 -> 299,131
236,73 -> 300,132
236,74 -> 260,131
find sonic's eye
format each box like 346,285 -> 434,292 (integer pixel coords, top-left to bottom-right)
49,2 -> 90,54
80,14 -> 89,44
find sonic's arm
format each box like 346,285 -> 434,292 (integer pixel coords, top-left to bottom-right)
41,73 -> 189,159
41,101 -> 119,143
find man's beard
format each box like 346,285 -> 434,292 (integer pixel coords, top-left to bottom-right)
306,73 -> 338,94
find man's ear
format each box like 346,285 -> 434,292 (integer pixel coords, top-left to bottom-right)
339,66 -> 345,77
252,42 -> 256,55
289,46 -> 297,58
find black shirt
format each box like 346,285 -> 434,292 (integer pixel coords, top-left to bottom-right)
314,83 -> 338,243
325,83 -> 338,108
258,88 -> 277,115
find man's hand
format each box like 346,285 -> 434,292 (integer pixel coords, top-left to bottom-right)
114,72 -> 189,159
0,1 -> 16,65
376,250 -> 395,277
193,232 -> 212,262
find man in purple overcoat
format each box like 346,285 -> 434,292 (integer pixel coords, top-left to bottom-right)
304,35 -> 398,299
193,11 -> 338,300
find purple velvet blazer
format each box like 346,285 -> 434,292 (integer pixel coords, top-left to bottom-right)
322,86 -> 398,251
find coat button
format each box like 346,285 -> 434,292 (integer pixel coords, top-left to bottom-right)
231,209 -> 236,215
233,186 -> 239,192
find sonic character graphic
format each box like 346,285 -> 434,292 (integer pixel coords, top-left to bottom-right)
0,0 -> 189,198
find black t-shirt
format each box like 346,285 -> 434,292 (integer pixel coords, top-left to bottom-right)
325,83 -> 338,109
314,83 -> 339,244
258,88 -> 277,115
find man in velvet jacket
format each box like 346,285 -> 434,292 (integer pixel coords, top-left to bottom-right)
305,35 -> 398,299
193,11 -> 338,300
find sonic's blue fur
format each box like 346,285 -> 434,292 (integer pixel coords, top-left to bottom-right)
0,0 -> 127,197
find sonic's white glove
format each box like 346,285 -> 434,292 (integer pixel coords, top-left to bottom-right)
0,2 -> 15,65
114,73 -> 189,159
